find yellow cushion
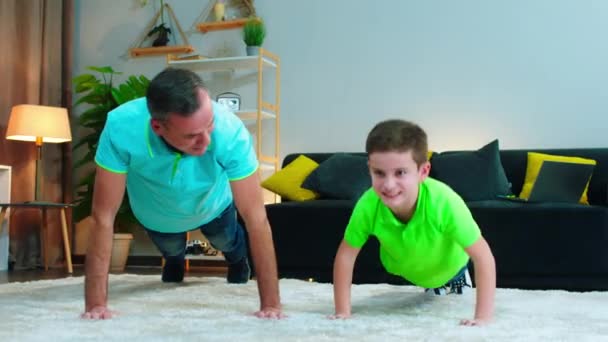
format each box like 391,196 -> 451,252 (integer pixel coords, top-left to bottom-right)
519,152 -> 596,204
261,155 -> 320,201
427,150 -> 433,161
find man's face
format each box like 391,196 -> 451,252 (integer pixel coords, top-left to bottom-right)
151,88 -> 214,156
368,150 -> 430,217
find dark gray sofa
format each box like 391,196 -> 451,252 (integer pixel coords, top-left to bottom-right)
264,148 -> 608,291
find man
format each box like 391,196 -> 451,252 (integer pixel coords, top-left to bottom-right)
81,67 -> 283,319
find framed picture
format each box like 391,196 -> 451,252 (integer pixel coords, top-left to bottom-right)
216,92 -> 241,112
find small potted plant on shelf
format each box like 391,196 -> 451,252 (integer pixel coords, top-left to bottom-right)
145,0 -> 172,47
243,16 -> 266,56
72,66 -> 150,271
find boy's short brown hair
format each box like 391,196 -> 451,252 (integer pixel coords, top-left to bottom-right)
365,119 -> 428,166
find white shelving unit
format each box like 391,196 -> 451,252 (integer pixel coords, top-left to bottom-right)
167,55 -> 278,72
185,253 -> 224,261
236,109 -> 276,121
183,231 -> 225,268
0,165 -> 11,271
167,49 -> 281,192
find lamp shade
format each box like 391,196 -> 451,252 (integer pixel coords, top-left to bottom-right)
6,105 -> 72,143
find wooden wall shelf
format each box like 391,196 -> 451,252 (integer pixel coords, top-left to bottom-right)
130,45 -> 195,58
197,18 -> 248,33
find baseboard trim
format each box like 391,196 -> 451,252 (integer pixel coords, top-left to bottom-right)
71,255 -> 227,268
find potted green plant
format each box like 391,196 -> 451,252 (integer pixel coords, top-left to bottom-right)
243,16 -> 266,56
147,0 -> 172,47
72,66 -> 150,271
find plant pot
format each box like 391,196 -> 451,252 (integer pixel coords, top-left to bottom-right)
75,217 -> 134,272
110,233 -> 133,272
246,46 -> 260,56
213,2 -> 225,21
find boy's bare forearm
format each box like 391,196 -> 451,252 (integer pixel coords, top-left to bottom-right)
473,255 -> 496,321
333,267 -> 352,315
332,243 -> 357,316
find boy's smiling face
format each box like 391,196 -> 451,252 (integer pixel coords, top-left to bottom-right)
368,150 -> 430,221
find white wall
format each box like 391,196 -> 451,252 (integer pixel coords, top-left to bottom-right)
75,0 -> 608,156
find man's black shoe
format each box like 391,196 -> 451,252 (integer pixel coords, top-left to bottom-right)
227,257 -> 250,284
162,261 -> 185,283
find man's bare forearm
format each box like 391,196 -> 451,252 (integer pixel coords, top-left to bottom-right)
247,218 -> 281,309
84,219 -> 114,311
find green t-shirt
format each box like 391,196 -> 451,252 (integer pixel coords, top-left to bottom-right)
344,177 -> 481,288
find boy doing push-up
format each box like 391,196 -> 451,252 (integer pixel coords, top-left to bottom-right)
331,119 -> 496,326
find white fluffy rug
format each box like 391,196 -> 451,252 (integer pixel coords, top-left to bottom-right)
1,274 -> 607,341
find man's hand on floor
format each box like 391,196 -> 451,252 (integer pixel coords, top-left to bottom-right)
81,305 -> 117,320
254,306 -> 286,319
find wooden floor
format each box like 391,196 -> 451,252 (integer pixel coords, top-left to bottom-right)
0,265 -> 228,284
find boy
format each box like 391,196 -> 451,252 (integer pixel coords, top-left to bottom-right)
331,119 -> 495,326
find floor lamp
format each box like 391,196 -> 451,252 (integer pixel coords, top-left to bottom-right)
5,104 -> 72,202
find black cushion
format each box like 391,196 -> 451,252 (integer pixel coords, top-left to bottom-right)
430,139 -> 512,201
302,153 -> 371,200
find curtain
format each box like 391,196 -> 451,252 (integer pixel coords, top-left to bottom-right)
0,0 -> 73,270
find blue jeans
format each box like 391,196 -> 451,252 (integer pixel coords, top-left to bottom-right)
447,265 -> 468,283
427,264 -> 470,294
143,202 -> 248,267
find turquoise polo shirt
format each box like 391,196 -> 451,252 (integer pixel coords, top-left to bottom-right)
94,97 -> 258,232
